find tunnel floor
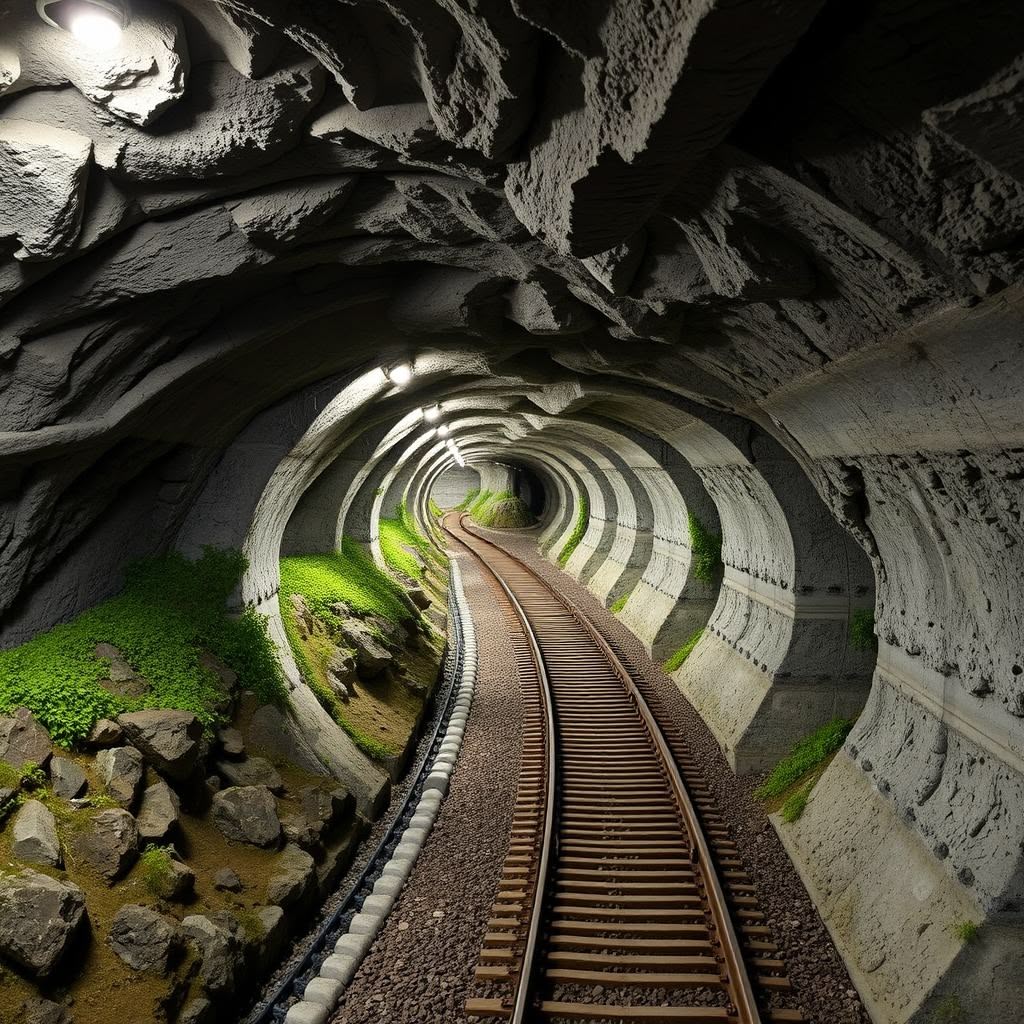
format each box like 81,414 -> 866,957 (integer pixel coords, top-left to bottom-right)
329,525 -> 869,1024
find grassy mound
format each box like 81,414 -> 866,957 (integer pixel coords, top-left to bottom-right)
663,628 -> 704,672
558,493 -> 589,566
754,717 -> 854,822
454,488 -> 480,511
0,548 -> 285,747
471,491 -> 535,529
378,500 -> 447,581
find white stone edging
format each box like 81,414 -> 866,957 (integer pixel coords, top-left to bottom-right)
284,558 -> 477,1024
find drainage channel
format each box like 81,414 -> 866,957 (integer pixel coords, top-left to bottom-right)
244,558 -> 476,1024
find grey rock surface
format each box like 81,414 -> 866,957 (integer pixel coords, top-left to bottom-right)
72,808 -> 139,882
211,785 -> 281,847
95,745 -> 144,808
118,710 -> 204,781
135,779 -> 181,843
0,708 -> 52,769
49,756 -> 87,800
266,842 -> 315,909
216,755 -> 284,793
12,799 -> 61,868
338,618 -> 393,677
0,869 -> 85,977
107,904 -> 179,974
179,913 -> 242,997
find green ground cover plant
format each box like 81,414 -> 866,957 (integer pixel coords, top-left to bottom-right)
471,491 -> 534,528
951,919 -> 979,944
850,608 -> 876,650
0,548 -> 285,747
454,488 -> 479,511
467,489 -> 494,518
558,494 -> 589,566
688,513 -> 722,583
610,590 -> 632,614
663,628 -> 704,672
755,717 -> 854,822
428,498 -> 442,518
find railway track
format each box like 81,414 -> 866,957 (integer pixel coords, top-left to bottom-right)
443,513 -> 802,1024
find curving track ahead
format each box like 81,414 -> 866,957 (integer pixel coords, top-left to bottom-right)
443,512 -> 803,1024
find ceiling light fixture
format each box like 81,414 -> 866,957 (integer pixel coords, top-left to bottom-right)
386,361 -> 413,386
436,424 -> 449,437
423,404 -> 441,422
37,0 -> 128,48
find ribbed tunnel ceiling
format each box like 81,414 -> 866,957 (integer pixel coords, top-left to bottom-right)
1,3 -> 1024,1008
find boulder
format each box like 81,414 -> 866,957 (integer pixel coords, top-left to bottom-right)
252,905 -> 287,968
136,780 -> 180,843
179,913 -> 242,996
177,997 -> 214,1024
326,648 -> 357,701
217,725 -> 245,759
265,843 -> 315,909
215,755 -> 283,793
107,904 -> 179,974
23,998 -> 73,1024
0,707 -> 52,769
86,718 -> 124,748
0,786 -> 16,809
95,643 -> 150,698
301,784 -> 355,833
289,593 -> 321,639
0,869 -> 85,977
12,800 -> 61,868
118,710 -> 204,781
211,785 -> 280,847
280,813 -> 321,853
73,808 -> 138,882
338,618 -> 393,677
407,585 -> 431,609
50,756 -> 87,800
95,745 -> 144,807
159,858 -> 196,902
212,867 -> 242,892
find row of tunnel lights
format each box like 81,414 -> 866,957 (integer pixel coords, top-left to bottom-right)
385,362 -> 467,468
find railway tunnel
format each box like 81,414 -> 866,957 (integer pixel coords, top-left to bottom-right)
0,1 -> 1022,1023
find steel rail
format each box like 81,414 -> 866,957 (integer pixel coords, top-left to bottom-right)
450,513 -> 764,1024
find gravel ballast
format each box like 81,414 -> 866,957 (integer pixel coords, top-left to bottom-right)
332,551 -> 523,1023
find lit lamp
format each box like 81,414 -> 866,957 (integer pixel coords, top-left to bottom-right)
423,404 -> 441,423
436,424 -> 450,437
385,362 -> 413,386
37,0 -> 129,48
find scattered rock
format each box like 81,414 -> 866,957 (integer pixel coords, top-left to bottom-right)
177,997 -> 214,1024
86,718 -> 124,748
280,813 -> 321,853
73,808 -> 139,882
216,755 -> 283,793
50,756 -> 87,800
95,643 -> 150,698
23,997 -> 72,1024
0,707 -> 52,769
211,785 -> 281,847
107,904 -> 179,974
326,648 -> 358,701
407,585 -> 431,609
212,867 -> 243,892
95,745 -> 144,808
179,914 -> 242,996
289,593 -> 320,639
217,725 -> 245,759
0,869 -> 85,977
136,780 -> 181,844
199,650 -> 237,696
265,843 -> 315,909
252,904 -> 287,967
118,710 -> 204,781
12,800 -> 61,868
338,618 -> 393,677
300,784 -> 355,832
159,857 -> 196,902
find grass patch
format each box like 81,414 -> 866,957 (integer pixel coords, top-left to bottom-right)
610,590 -> 632,614
0,548 -> 285,747
951,919 -> 980,944
379,500 -> 446,580
138,845 -> 177,898
472,491 -> 534,529
688,513 -> 722,583
428,498 -> 442,519
663,629 -> 704,673
780,780 -> 814,822
754,717 -> 853,801
850,608 -> 876,650
455,488 -> 480,511
467,489 -> 494,519
558,493 -> 589,567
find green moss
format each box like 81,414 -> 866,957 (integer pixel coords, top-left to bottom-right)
467,489 -> 493,519
379,500 -> 447,581
472,491 -> 534,529
557,493 -> 589,567
138,845 -> 177,898
663,629 -> 704,673
780,780 -> 813,822
951,919 -> 980,944
0,548 -> 285,747
428,498 -> 442,519
929,996 -> 963,1024
850,608 -> 876,650
754,717 -> 854,802
688,513 -> 722,583
610,590 -> 632,614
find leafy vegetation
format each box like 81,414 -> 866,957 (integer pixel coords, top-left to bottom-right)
558,493 -> 589,566
138,845 -> 177,898
454,487 -> 480,511
379,500 -> 446,580
428,498 -> 442,519
663,629 -> 704,672
850,608 -> 876,650
754,717 -> 854,822
0,548 -> 285,747
951,919 -> 980,944
610,590 -> 632,614
688,513 -> 722,583
467,489 -> 494,519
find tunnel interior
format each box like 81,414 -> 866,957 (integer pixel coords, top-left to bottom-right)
0,1 -> 1022,1023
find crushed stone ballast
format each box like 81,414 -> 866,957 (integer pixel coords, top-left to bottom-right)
271,557 -> 477,1024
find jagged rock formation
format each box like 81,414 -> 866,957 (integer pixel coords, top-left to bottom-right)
0,2 -> 1022,1022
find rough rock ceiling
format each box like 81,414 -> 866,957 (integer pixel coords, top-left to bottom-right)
0,0 -> 1023,624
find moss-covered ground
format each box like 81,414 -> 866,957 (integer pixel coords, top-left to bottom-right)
0,549 -> 285,748
687,513 -> 722,583
469,491 -> 535,529
378,500 -> 447,583
754,717 -> 854,822
663,628 -> 704,672
558,493 -> 589,566
610,590 -> 632,614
